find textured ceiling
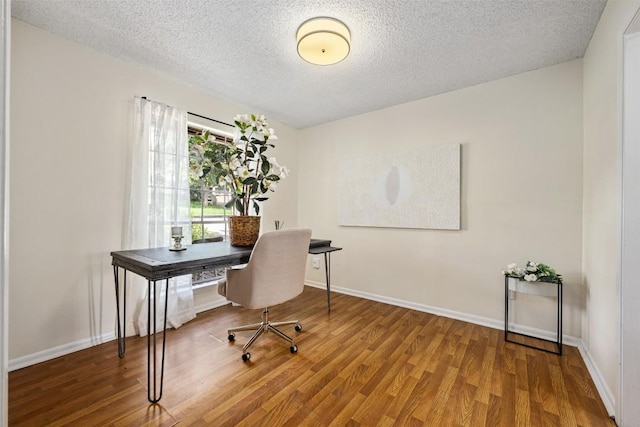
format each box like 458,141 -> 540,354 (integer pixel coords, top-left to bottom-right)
12,0 -> 606,129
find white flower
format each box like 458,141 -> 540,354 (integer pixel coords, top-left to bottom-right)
234,113 -> 250,124
265,180 -> 278,191
262,127 -> 277,140
268,157 -> 280,172
238,166 -> 251,179
526,265 -> 537,272
507,263 -> 517,270
190,144 -> 204,156
190,164 -> 203,177
267,158 -> 289,179
228,155 -> 241,171
524,274 -> 538,282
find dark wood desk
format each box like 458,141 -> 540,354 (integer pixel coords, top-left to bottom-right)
111,238 -> 339,403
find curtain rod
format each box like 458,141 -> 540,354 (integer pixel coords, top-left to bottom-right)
140,96 -> 233,128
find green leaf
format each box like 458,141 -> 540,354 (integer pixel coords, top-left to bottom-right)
255,197 -> 268,201
261,160 -> 270,175
253,200 -> 260,215
235,199 -> 244,215
250,182 -> 259,194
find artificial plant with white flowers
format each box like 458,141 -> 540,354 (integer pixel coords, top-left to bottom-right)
502,261 -> 563,284
189,114 -> 289,216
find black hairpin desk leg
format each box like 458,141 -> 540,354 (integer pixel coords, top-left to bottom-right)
113,266 -> 126,358
147,279 -> 170,403
309,246 -> 342,312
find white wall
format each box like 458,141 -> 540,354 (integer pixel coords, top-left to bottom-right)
8,20 -> 300,363
299,60 -> 584,338
582,0 -> 640,418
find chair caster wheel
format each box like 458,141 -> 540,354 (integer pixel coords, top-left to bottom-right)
228,333 -> 235,342
295,323 -> 302,332
290,345 -> 298,354
242,352 -> 251,362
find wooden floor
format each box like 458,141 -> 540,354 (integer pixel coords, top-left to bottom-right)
9,286 -> 614,426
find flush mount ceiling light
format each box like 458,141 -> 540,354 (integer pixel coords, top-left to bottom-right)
296,17 -> 350,66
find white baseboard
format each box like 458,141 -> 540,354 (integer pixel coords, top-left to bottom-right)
305,281 -> 580,346
8,298 -> 230,372
305,281 -> 619,412
194,298 -> 230,313
10,280 -> 613,419
577,343 -> 616,416
9,332 -> 115,372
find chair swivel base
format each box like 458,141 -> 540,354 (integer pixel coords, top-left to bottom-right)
227,307 -> 302,361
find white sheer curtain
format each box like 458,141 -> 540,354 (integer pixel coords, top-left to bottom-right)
123,96 -> 195,336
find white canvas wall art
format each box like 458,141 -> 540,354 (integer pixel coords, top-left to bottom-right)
338,143 -> 460,230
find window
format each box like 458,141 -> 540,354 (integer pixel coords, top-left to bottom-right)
187,121 -> 233,285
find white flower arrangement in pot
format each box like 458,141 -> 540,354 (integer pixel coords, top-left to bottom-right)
502,261 -> 563,284
189,113 -> 289,246
189,113 -> 289,216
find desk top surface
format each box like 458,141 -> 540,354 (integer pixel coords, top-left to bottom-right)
111,238 -> 334,280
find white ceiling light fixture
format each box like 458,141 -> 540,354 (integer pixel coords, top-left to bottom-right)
296,17 -> 350,66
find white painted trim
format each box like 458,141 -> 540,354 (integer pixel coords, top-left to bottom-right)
578,342 -> 616,416
304,281 -> 580,346
9,333 -> 115,372
194,298 -> 230,314
620,10 -> 640,424
193,281 -> 230,313
0,0 -> 9,424
8,278 -> 606,420
8,293 -> 230,372
304,282 -> 620,411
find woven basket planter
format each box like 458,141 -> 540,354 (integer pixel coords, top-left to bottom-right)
229,216 -> 261,247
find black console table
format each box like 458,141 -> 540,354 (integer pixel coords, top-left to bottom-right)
111,238 -> 338,403
504,276 -> 563,355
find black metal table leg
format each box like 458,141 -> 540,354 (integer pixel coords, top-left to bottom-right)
147,279 -> 170,403
504,275 -> 509,342
504,276 -> 563,355
113,266 -> 127,358
308,245 -> 341,312
324,252 -> 331,311
558,282 -> 563,355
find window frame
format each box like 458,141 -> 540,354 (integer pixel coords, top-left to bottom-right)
187,119 -> 234,287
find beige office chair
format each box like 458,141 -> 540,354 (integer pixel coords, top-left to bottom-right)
218,228 -> 312,361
